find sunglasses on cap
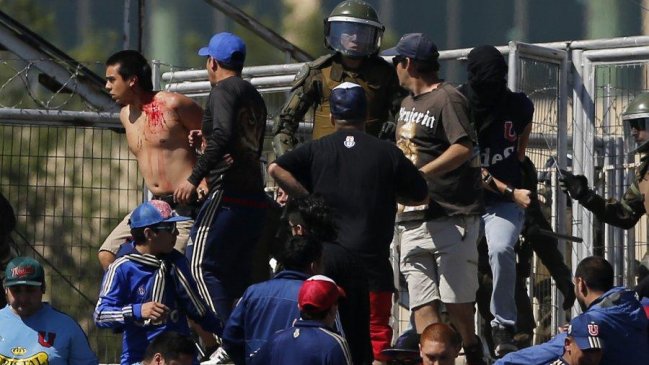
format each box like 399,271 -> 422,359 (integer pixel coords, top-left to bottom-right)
152,222 -> 177,234
392,55 -> 406,67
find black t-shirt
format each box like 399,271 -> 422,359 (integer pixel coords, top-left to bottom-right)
396,82 -> 484,220
476,91 -> 533,202
189,76 -> 267,193
274,129 -> 428,290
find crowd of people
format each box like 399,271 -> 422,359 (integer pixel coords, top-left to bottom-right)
2,1 -> 649,365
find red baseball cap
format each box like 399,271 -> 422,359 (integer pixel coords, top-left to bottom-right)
298,275 -> 346,314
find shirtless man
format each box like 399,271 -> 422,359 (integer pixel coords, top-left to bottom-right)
98,50 -> 205,271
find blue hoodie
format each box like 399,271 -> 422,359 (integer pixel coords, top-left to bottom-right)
496,287 -> 649,365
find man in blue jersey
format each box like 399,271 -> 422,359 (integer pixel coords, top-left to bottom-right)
249,275 -> 352,365
0,257 -> 98,365
94,200 -> 223,365
497,256 -> 649,365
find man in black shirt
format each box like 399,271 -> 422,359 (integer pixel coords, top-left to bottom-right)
268,82 -> 427,363
285,195 -> 373,365
174,32 -> 268,323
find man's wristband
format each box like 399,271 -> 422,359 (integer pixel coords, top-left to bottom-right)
503,185 -> 515,200
482,171 -> 494,185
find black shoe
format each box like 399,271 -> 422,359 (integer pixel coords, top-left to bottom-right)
492,326 -> 518,358
513,332 -> 532,349
560,283 -> 576,310
464,336 -> 487,365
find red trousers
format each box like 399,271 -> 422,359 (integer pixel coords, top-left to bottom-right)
369,291 -> 393,361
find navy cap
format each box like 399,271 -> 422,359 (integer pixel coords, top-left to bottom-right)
128,200 -> 191,229
4,257 -> 44,287
382,33 -> 439,62
567,314 -> 603,350
380,330 -> 421,361
198,32 -> 246,67
330,82 -> 367,121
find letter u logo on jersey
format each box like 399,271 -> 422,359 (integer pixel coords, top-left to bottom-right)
38,331 -> 56,347
503,121 -> 517,142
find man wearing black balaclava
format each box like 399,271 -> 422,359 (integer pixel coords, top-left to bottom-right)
460,45 -> 533,358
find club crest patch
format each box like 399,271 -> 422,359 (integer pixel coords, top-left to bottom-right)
344,136 -> 355,148
588,323 -> 599,336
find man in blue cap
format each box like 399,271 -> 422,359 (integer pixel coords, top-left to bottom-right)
95,200 -> 223,365
0,256 -> 98,365
269,82 -> 428,363
550,314 -> 603,365
497,256 -> 649,365
173,32 -> 268,325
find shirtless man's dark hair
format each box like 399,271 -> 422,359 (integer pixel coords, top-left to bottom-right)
106,50 -> 153,92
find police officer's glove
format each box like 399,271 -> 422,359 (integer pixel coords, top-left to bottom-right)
558,169 -> 590,201
378,121 -> 396,142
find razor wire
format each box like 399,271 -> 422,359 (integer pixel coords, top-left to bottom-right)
0,57 -> 106,111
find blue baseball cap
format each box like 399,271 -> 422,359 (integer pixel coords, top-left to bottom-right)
128,200 -> 191,229
330,82 -> 367,121
198,32 -> 246,67
382,33 -> 439,62
567,314 -> 603,350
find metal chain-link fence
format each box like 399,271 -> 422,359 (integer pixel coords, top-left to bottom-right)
3,38 -> 649,363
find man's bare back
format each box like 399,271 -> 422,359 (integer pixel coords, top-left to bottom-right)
121,91 -> 202,195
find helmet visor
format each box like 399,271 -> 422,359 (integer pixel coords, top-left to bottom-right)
326,20 -> 382,57
623,117 -> 649,153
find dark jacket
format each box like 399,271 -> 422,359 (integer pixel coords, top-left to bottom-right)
222,270 -> 308,364
249,320 -> 353,365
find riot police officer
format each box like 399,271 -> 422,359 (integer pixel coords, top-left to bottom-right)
560,92 -> 649,297
272,0 -> 404,156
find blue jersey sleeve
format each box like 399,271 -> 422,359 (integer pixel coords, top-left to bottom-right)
495,333 -> 565,365
93,260 -> 137,328
222,295 -> 248,365
326,336 -> 353,365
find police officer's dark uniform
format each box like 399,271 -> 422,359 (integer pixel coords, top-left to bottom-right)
560,92 -> 649,297
272,0 -> 404,156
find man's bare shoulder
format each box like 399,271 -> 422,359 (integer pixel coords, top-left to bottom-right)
119,105 -> 131,126
155,91 -> 199,111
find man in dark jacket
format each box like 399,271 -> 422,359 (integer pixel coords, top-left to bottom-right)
221,236 -> 322,365
496,256 -> 649,365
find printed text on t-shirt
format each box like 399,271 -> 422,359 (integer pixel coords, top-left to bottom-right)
399,107 -> 436,128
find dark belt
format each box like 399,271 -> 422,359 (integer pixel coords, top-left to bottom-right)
152,194 -> 200,219
222,195 -> 269,209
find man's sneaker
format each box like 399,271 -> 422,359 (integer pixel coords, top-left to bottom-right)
492,326 -> 518,358
200,345 -> 219,363
211,347 -> 232,364
463,336 -> 487,365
